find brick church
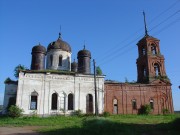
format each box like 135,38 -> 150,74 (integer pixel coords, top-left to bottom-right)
3,14 -> 173,115
104,14 -> 173,114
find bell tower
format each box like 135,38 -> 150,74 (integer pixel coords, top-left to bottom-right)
136,12 -> 168,83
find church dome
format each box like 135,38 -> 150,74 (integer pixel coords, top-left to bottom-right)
77,47 -> 91,58
32,44 -> 46,54
47,38 -> 71,52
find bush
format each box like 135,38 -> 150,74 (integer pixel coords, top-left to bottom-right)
74,109 -> 83,116
102,111 -> 110,117
8,105 -> 24,118
162,108 -> 170,115
139,104 -> 151,115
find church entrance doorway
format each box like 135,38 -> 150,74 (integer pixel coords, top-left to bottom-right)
86,94 -> 93,114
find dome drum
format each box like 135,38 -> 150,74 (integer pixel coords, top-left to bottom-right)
31,44 -> 46,70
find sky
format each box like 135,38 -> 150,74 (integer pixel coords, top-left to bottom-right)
0,0 -> 180,111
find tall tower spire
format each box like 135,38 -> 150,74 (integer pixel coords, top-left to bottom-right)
143,11 -> 148,36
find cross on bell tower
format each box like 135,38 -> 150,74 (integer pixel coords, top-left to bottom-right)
136,12 -> 168,83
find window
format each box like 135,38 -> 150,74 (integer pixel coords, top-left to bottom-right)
151,44 -> 157,55
30,91 -> 38,110
154,63 -> 160,76
142,47 -> 146,55
59,56 -> 62,66
132,99 -> 137,110
113,99 -> 118,114
68,93 -> 74,110
67,57 -> 70,69
142,66 -> 146,77
50,55 -> 53,66
51,93 -> 58,110
150,99 -> 154,109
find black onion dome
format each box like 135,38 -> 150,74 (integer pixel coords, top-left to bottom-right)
47,38 -> 71,52
78,47 -> 91,58
32,44 -> 46,54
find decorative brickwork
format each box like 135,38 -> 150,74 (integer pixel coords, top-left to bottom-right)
104,81 -> 173,114
104,34 -> 173,114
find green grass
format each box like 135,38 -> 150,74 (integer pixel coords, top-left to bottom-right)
0,114 -> 180,135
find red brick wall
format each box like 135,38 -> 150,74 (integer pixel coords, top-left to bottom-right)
104,82 -> 174,114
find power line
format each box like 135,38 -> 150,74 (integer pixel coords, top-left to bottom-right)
95,2 -> 180,63
149,10 -> 180,33
96,10 -> 180,66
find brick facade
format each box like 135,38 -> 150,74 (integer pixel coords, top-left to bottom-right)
104,80 -> 173,114
104,33 -> 174,115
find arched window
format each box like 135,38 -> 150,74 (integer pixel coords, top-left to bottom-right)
68,93 -> 74,110
51,93 -> 58,110
30,91 -> 38,110
150,99 -> 154,109
113,99 -> 118,114
154,63 -> 160,76
58,55 -> 62,66
151,44 -> 157,55
132,99 -> 137,110
50,55 -> 53,66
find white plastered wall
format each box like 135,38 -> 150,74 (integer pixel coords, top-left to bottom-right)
15,72 -> 105,116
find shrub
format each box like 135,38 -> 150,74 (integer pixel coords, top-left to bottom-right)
102,111 -> 110,117
139,104 -> 151,115
162,108 -> 170,115
8,105 -> 24,118
74,109 -> 83,116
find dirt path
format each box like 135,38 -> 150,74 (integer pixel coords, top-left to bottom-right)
0,126 -> 42,135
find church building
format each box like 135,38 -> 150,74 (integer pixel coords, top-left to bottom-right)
3,14 -> 174,115
104,13 -> 173,114
3,34 -> 105,116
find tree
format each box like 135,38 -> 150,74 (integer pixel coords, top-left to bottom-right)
96,66 -> 102,75
14,64 -> 27,78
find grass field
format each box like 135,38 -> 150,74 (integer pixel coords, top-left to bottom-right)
0,114 -> 180,135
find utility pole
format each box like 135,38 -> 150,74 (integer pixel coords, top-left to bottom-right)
93,59 -> 98,116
